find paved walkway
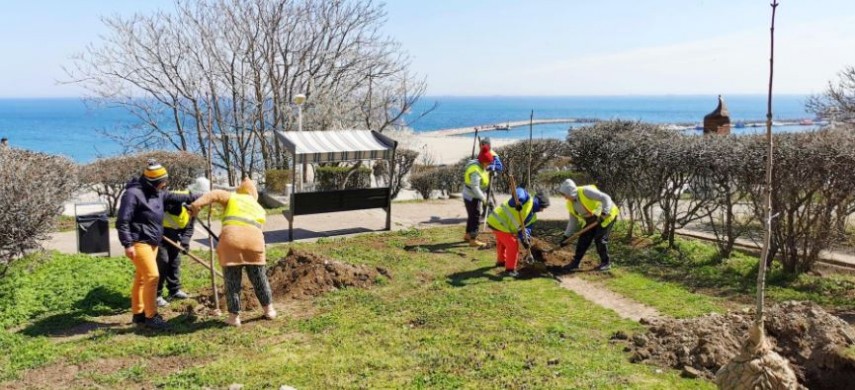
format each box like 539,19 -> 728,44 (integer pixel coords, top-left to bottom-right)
44,197 -> 855,272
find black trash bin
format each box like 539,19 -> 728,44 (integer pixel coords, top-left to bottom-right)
76,212 -> 110,255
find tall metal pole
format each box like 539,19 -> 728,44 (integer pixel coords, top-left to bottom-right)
294,94 -> 308,190
756,0 -> 779,328
471,127 -> 480,159
205,94 -> 220,316
527,110 -> 534,187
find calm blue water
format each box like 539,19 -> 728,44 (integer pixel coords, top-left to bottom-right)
0,95 -> 814,163
404,95 -> 815,140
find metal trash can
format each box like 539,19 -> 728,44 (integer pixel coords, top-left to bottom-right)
75,203 -> 110,255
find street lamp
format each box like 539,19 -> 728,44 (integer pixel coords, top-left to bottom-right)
293,93 -> 307,131
293,93 -> 308,187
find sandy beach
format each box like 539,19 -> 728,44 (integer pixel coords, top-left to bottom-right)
388,129 -> 515,165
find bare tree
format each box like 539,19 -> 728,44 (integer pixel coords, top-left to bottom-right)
807,65 -> 855,127
66,0 -> 427,184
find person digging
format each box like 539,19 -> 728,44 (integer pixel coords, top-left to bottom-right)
462,145 -> 495,247
557,179 -> 619,272
487,187 -> 550,278
187,178 -> 276,327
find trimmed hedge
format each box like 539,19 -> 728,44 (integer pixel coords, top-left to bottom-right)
315,166 -> 372,191
264,169 -> 292,194
0,149 -> 77,274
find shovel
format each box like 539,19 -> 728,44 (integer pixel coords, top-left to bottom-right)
506,165 -> 536,271
161,236 -> 224,280
546,220 -> 600,254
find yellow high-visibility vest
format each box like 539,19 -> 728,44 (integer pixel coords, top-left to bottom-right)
222,193 -> 266,229
163,190 -> 191,229
487,196 -> 535,233
463,161 -> 489,188
566,185 -> 619,228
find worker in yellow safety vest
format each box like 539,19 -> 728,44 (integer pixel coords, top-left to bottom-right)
487,187 -> 550,277
462,145 -> 495,247
188,178 -> 276,327
156,188 -> 199,307
557,179 -> 619,272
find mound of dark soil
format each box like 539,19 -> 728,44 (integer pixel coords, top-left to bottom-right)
199,249 -> 390,311
624,301 -> 855,389
267,248 -> 390,300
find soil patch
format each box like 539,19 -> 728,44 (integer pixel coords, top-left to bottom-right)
625,301 -> 855,389
199,249 -> 390,311
2,355 -> 205,390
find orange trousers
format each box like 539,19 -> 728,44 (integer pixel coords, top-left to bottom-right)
130,243 -> 160,318
493,230 -> 519,271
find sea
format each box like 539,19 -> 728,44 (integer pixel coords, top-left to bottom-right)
0,95 -> 815,163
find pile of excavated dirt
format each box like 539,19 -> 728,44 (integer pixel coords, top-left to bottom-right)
623,301 -> 855,389
199,249 -> 390,311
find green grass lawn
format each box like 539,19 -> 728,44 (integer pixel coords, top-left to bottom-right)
0,227 -> 713,389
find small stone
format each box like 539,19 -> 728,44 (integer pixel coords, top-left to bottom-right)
229,385 -> 244,390
681,366 -> 702,379
279,386 -> 298,390
547,358 -> 559,365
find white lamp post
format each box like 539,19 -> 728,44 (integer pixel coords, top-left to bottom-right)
293,93 -> 306,131
293,93 -> 307,187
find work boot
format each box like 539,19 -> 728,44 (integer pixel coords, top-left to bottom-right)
468,239 -> 486,248
144,314 -> 169,330
132,313 -> 145,327
156,296 -> 169,307
226,313 -> 242,327
169,290 -> 189,300
263,305 -> 277,320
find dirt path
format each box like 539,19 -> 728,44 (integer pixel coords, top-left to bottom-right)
557,275 -> 662,322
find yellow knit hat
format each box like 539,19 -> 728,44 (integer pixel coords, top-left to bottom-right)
144,159 -> 169,183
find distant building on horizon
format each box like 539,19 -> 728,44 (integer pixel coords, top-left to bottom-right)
703,95 -> 731,135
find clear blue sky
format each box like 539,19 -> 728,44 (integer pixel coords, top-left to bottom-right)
1,0 -> 853,97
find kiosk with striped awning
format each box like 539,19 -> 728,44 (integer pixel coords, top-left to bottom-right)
274,130 -> 398,241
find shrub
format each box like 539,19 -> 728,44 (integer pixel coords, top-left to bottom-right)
264,169 -> 292,194
491,139 -> 568,192
437,161 -> 467,195
390,149 -> 419,199
79,151 -> 206,216
409,168 -> 438,200
535,170 -> 592,193
0,149 -> 78,275
747,130 -> 855,274
315,166 -> 372,191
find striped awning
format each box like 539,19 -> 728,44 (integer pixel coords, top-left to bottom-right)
275,130 -> 398,163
